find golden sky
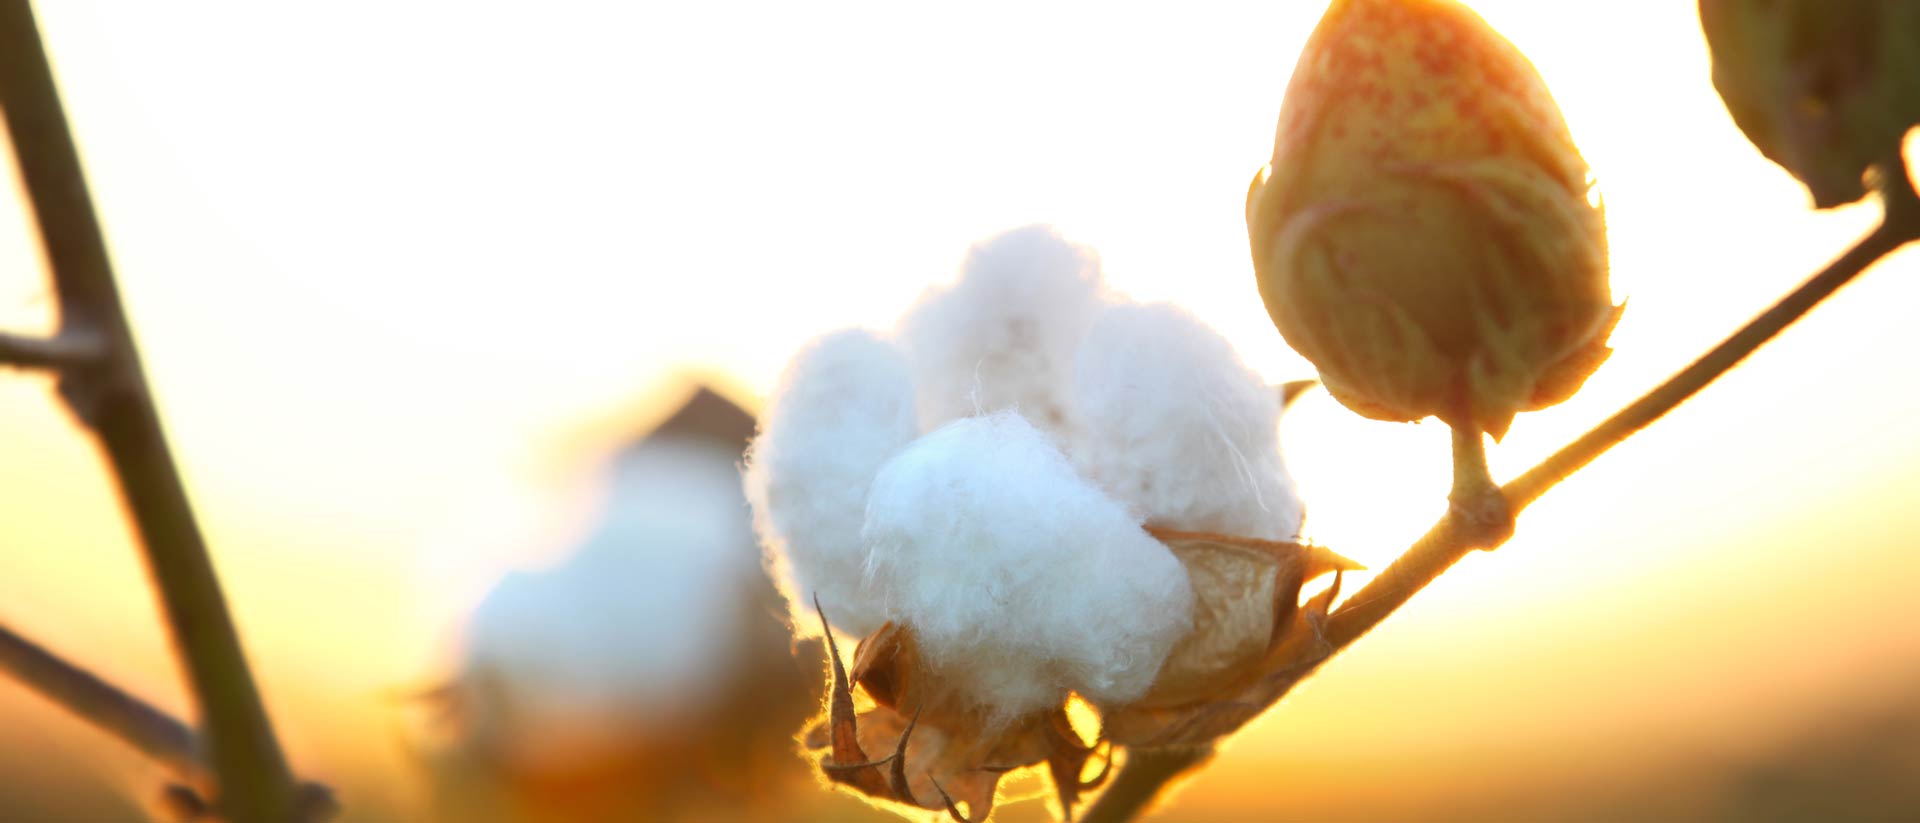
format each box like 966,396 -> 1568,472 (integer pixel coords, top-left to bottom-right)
1,1 -> 1916,819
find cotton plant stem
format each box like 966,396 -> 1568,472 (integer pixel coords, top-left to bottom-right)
1079,748 -> 1211,823
1504,190 -> 1920,512
0,3 -> 301,820
0,622 -> 204,782
0,329 -> 104,370
1446,424 -> 1513,549
1328,155 -> 1920,652
0,625 -> 331,822
1091,159 -> 1920,823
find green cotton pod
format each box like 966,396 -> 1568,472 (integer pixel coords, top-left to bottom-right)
1701,0 -> 1920,208
1248,0 -> 1617,440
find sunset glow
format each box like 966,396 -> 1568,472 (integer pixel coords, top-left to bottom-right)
1,2 -> 1917,819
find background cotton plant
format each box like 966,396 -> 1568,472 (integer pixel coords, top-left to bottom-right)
455,434 -> 757,768
425,389 -> 820,823
744,225 -> 1343,819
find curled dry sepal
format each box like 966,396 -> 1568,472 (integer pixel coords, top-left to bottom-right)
1701,0 -> 1920,209
805,601 -> 1108,822
803,529 -> 1358,821
1101,528 -> 1359,749
746,226 -> 1355,819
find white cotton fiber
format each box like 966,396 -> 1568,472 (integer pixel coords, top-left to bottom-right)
862,412 -> 1194,717
1073,303 -> 1305,541
743,329 -> 919,637
459,436 -> 757,768
895,225 -> 1110,440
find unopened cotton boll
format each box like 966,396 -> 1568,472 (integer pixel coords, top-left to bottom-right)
743,329 -> 918,637
895,225 -> 1110,440
862,412 -> 1194,718
1073,303 -> 1305,541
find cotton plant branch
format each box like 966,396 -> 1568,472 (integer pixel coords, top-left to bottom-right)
0,2 -> 312,820
1082,156 -> 1920,823
1077,748 -> 1213,823
0,621 -> 204,781
0,328 -> 105,370
1329,153 -> 1920,652
0,621 -> 339,821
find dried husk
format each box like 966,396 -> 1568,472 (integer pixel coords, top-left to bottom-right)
1105,529 -> 1359,749
805,615 -> 1109,821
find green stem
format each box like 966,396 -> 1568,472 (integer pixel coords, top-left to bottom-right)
0,4 -> 300,820
1328,152 -> 1920,651
1079,748 -> 1211,823
1446,424 -> 1513,549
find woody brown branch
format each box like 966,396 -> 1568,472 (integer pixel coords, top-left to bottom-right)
0,621 -> 204,781
0,2 -> 305,820
1085,155 -> 1920,823
1327,150 -> 1920,653
0,329 -> 105,370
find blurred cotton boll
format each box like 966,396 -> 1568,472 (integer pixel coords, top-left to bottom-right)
429,388 -> 817,823
458,437 -> 753,765
1073,302 -> 1305,541
896,224 -> 1112,440
742,329 -> 919,638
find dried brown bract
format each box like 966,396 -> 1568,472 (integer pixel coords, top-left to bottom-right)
806,604 -> 1112,821
803,526 -> 1357,820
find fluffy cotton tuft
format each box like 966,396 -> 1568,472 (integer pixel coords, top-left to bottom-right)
862,412 -> 1194,717
460,436 -> 757,768
743,329 -> 918,637
895,225 -> 1110,440
1073,303 -> 1305,540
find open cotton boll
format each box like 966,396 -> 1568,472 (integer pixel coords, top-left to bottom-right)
862,412 -> 1194,718
895,225 -> 1110,440
459,436 -> 758,769
1073,302 -> 1305,541
743,329 -> 918,637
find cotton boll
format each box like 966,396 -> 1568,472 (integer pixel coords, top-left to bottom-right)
862,412 -> 1194,718
895,225 -> 1110,440
1074,302 -> 1305,541
459,436 -> 758,769
743,329 -> 918,637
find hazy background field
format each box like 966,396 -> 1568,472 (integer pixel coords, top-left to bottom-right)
1,1 -> 1916,820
